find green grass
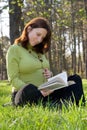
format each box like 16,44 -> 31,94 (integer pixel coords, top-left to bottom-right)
0,80 -> 87,130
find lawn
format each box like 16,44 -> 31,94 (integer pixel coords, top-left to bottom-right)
0,80 -> 87,130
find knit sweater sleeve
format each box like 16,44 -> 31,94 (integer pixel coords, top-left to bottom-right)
6,45 -> 26,89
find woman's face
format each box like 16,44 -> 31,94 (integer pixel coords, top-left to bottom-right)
27,28 -> 47,46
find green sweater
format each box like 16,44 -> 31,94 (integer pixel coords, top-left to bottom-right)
6,44 -> 49,89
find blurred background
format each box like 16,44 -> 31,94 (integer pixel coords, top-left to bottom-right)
0,0 -> 87,80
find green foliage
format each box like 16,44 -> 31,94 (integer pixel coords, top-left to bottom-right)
8,0 -> 23,14
0,80 -> 87,130
10,0 -> 23,7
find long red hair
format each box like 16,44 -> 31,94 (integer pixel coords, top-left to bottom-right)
14,17 -> 51,53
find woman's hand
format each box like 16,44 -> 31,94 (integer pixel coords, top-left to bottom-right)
43,68 -> 53,79
40,89 -> 54,97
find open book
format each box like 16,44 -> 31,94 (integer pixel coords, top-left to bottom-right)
38,71 -> 75,91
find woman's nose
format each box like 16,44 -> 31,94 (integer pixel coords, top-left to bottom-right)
38,37 -> 42,43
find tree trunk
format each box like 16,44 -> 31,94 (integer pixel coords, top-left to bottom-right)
84,0 -> 87,78
71,0 -> 76,73
9,0 -> 23,44
77,30 -> 81,74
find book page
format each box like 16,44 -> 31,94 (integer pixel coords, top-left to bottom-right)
48,71 -> 68,86
38,81 -> 66,91
39,71 -> 68,90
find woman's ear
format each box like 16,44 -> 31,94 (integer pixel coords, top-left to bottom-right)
27,26 -> 32,33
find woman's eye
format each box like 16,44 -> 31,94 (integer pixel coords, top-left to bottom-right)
37,33 -> 41,36
36,33 -> 45,41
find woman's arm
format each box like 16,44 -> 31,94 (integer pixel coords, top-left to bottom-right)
41,68 -> 53,97
6,45 -> 26,89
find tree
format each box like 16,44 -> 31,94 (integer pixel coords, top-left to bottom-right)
9,0 -> 24,44
0,36 -> 10,79
84,0 -> 87,78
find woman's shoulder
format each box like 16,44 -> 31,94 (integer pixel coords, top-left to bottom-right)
7,44 -> 23,56
9,44 -> 21,49
8,44 -> 22,51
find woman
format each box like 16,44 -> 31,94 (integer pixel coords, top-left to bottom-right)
6,17 -> 85,107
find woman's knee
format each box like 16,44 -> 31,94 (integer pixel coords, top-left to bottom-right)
68,74 -> 83,89
14,90 -> 24,106
14,84 -> 43,106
